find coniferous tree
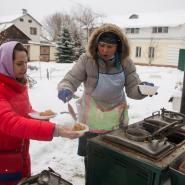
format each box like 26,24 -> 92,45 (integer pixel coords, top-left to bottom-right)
73,40 -> 85,61
55,27 -> 74,63
72,31 -> 85,61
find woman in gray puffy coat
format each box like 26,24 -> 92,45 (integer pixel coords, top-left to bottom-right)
57,23 -> 153,175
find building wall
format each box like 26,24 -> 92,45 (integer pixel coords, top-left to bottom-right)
29,44 -> 40,61
129,39 -> 185,66
126,24 -> 185,39
26,43 -> 56,62
14,14 -> 41,42
50,46 -> 56,61
125,24 -> 185,67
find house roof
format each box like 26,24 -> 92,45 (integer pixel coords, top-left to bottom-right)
103,10 -> 185,28
0,24 -> 31,42
28,40 -> 55,46
0,13 -> 42,26
0,23 -> 14,32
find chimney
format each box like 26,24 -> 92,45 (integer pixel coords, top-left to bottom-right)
22,9 -> 27,15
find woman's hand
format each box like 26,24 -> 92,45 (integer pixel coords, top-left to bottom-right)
58,89 -> 73,103
57,125 -> 83,139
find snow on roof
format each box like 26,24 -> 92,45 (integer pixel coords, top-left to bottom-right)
0,13 -> 42,26
0,14 -> 23,23
28,40 -> 55,46
103,10 -> 185,28
0,23 -> 13,32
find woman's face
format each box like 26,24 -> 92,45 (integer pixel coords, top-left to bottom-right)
98,42 -> 117,62
13,50 -> 28,79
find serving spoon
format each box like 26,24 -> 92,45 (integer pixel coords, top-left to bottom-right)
67,102 -> 77,122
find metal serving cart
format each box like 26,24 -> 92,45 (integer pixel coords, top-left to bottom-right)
86,109 -> 185,185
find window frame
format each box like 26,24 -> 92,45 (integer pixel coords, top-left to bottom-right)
30,27 -> 37,35
152,27 -> 168,33
135,46 -> 142,58
148,47 -> 155,58
126,28 -> 140,34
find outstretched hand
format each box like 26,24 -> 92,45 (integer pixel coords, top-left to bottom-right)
138,81 -> 158,97
58,89 -> 73,103
57,125 -> 84,139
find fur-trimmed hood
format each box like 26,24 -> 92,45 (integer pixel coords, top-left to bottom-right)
87,23 -> 130,65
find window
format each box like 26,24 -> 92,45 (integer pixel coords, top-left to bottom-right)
152,27 -> 168,33
136,47 -> 141,57
28,19 -> 32,23
40,46 -> 50,55
30,27 -> 37,35
20,18 -> 24,22
126,28 -> 140,34
148,47 -> 155,58
163,27 -> 168,33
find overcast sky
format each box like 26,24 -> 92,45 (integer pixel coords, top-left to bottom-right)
1,0 -> 185,22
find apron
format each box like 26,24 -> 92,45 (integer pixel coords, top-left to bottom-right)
76,70 -> 129,133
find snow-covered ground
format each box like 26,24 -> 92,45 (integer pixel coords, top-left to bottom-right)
27,61 -> 183,185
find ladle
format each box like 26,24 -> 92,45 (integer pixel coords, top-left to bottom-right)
67,102 -> 77,122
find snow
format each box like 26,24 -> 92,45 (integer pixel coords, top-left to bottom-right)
103,10 -> 185,28
0,14 -> 22,23
27,61 -> 183,185
0,23 -> 13,32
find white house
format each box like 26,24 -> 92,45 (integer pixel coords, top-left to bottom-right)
0,9 -> 56,62
104,11 -> 185,68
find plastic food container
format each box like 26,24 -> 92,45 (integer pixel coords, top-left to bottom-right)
138,85 -> 159,96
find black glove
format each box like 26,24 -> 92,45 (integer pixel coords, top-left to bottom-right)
140,81 -> 154,86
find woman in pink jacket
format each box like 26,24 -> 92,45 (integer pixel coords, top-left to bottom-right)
0,41 -> 83,185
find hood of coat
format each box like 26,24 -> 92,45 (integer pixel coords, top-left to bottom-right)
87,23 -> 130,66
0,41 -> 20,79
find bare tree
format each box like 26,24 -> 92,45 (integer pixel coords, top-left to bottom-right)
142,37 -> 160,65
43,12 -> 74,41
43,12 -> 62,41
72,5 -> 104,43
